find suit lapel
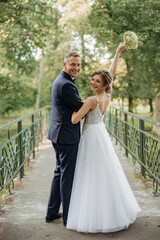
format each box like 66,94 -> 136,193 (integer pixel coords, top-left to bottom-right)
61,71 -> 74,82
61,71 -> 81,99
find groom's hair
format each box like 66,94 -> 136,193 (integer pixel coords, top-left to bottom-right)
64,51 -> 81,62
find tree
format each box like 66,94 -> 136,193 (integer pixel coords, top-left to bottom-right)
89,0 -> 160,113
0,0 -> 60,114
35,53 -> 44,111
54,0 -> 111,100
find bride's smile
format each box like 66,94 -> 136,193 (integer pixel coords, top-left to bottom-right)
90,74 -> 105,93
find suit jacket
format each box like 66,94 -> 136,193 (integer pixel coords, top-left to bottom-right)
48,71 -> 83,144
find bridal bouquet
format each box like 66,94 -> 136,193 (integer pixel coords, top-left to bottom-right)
123,31 -> 139,49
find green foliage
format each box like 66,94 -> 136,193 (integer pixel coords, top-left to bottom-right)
0,72 -> 37,114
89,0 -> 160,110
0,0 -> 60,114
0,0 -> 57,66
1,0 -> 160,116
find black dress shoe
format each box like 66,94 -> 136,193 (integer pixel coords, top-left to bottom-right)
45,213 -> 63,223
63,220 -> 67,226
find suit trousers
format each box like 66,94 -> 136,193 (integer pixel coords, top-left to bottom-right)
47,143 -> 78,222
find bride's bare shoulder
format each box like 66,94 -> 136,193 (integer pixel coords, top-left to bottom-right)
86,96 -> 97,104
85,96 -> 97,110
87,95 -> 97,100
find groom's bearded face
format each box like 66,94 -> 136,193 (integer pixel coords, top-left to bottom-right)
63,57 -> 81,78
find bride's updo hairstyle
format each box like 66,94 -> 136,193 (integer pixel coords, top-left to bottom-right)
91,69 -> 112,92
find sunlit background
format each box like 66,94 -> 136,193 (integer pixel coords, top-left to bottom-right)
0,0 -> 160,134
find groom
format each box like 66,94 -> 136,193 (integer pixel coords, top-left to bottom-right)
46,52 -> 83,226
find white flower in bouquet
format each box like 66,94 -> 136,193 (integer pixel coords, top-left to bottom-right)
123,31 -> 139,49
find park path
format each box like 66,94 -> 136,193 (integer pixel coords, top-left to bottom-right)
0,139 -> 160,240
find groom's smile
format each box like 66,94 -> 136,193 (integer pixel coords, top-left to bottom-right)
63,56 -> 81,78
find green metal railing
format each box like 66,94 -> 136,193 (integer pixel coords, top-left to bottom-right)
0,106 -> 51,194
1,104 -> 159,194
104,105 -> 160,192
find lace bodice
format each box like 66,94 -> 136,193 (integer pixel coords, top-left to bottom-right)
84,97 -> 105,125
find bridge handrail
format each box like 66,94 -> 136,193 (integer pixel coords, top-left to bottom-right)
105,105 -> 160,193
1,104 -> 159,194
0,105 -> 52,194
110,105 -> 160,126
0,105 -> 51,130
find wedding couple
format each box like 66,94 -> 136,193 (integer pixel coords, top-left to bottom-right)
46,42 -> 141,233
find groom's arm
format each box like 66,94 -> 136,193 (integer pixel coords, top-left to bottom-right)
61,83 -> 83,112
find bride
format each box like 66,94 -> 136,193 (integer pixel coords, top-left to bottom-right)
66,42 -> 141,233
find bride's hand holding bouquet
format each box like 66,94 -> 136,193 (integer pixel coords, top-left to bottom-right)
116,31 -> 140,54
117,42 -> 126,53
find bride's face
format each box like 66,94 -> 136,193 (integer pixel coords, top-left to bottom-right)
90,74 -> 105,93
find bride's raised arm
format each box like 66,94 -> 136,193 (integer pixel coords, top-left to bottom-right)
109,42 -> 126,81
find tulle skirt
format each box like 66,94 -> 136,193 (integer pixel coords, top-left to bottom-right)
67,122 -> 141,233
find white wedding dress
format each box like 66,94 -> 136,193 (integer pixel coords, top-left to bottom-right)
67,97 -> 141,233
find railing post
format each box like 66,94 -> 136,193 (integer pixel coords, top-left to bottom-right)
124,113 -> 128,157
32,114 -> 35,159
8,126 -> 11,139
40,110 -> 43,142
1,151 -> 5,188
18,121 -> 24,179
139,119 -> 145,177
44,109 -> 48,136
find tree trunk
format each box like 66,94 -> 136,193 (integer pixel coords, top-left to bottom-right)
122,98 -> 124,109
128,77 -> 133,112
125,59 -> 133,113
148,98 -> 154,113
36,54 -> 44,111
128,96 -> 133,112
153,90 -> 160,136
80,33 -> 85,71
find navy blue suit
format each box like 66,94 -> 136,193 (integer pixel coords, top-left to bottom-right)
47,71 -> 83,223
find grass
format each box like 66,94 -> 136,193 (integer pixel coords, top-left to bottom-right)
0,107 -> 34,126
115,100 -> 158,136
0,106 -> 158,146
127,117 -> 154,131
0,108 -> 35,146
